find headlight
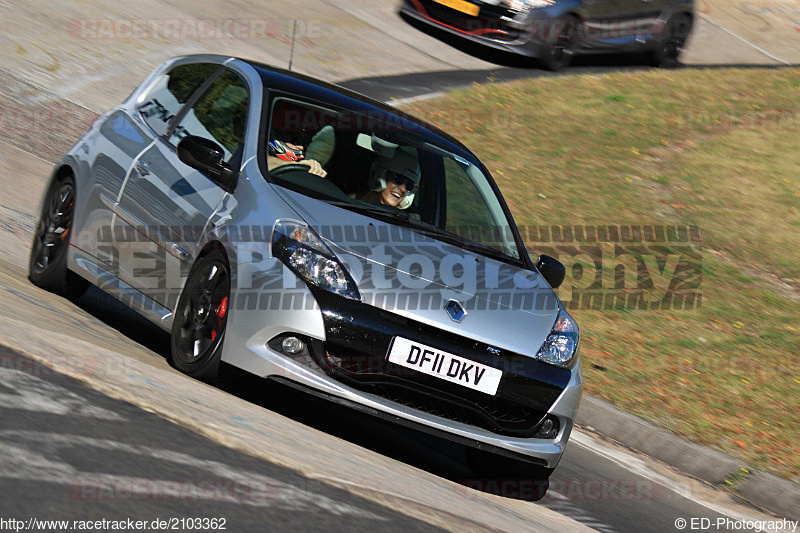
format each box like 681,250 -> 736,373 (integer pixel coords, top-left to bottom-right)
271,220 -> 360,300
536,307 -> 579,368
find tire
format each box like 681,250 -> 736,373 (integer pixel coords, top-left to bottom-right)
539,17 -> 579,72
169,250 -> 231,382
649,14 -> 692,68
28,174 -> 90,299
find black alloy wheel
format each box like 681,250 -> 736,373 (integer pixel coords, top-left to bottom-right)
170,250 -> 231,381
28,175 -> 90,299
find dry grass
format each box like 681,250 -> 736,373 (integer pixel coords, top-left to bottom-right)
403,67 -> 800,481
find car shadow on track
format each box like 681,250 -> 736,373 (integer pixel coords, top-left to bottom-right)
71,285 -> 549,502
339,59 -> 790,104
75,285 -> 173,357
217,364 -> 551,502
339,55 -> 648,102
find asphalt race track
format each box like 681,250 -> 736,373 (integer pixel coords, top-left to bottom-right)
0,0 -> 797,531
0,347 -> 445,532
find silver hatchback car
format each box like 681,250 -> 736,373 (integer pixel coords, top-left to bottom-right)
29,55 -> 582,481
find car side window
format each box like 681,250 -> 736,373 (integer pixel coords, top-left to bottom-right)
168,70 -> 249,165
138,63 -> 219,137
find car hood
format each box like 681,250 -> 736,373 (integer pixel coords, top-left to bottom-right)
278,190 -> 560,358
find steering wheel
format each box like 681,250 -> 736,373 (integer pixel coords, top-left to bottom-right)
270,163 -> 313,177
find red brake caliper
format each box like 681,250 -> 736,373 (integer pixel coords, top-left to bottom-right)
61,200 -> 74,241
211,296 -> 228,341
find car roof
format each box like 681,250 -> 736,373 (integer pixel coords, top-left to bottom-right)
234,58 -> 476,160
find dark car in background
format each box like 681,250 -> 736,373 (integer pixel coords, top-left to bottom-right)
401,0 -> 694,70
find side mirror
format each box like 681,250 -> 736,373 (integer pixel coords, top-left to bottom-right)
536,254 -> 566,289
177,136 -> 238,191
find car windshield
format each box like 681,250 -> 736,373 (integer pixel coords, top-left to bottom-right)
264,96 -> 522,262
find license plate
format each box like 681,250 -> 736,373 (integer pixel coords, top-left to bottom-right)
434,0 -> 480,17
388,337 -> 502,396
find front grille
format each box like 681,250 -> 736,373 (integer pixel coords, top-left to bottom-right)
308,290 -> 569,438
319,342 -> 548,437
415,0 -> 522,42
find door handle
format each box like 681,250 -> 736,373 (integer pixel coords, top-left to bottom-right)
135,162 -> 151,176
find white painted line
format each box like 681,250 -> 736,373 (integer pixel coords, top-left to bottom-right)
571,431 -> 785,531
0,137 -> 57,166
388,91 -> 447,107
697,13 -> 792,66
0,430 -> 389,519
0,66 -> 103,113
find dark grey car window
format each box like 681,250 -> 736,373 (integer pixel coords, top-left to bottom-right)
138,63 -> 219,137
169,70 -> 249,164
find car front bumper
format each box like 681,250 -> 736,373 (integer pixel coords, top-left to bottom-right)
400,0 -> 554,59
224,284 -> 583,468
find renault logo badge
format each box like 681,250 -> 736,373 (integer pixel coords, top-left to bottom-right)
444,300 -> 467,322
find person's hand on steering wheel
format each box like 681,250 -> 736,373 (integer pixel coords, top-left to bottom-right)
299,159 -> 326,177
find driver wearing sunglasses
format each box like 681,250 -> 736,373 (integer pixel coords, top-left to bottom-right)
387,173 -> 416,192
360,149 -> 419,209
